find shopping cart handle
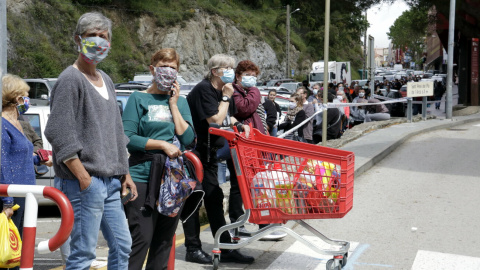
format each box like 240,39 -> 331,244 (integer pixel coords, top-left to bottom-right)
209,126 -> 238,141
184,151 -> 203,182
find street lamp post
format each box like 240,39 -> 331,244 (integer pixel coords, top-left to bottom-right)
286,5 -> 300,78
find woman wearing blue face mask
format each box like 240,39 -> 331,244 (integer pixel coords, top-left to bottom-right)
1,74 -> 49,270
232,60 -> 266,135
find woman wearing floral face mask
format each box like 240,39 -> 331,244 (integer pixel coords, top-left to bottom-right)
1,75 -> 48,267
122,48 -> 196,269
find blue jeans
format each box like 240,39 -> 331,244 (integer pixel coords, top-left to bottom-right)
270,126 -> 278,137
217,161 -> 227,184
56,176 -> 132,270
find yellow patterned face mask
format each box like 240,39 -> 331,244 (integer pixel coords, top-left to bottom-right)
78,36 -> 110,65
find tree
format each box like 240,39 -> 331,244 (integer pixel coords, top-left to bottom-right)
387,7 -> 429,63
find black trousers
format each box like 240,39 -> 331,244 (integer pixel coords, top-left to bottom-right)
183,145 -> 242,250
125,182 -> 180,270
227,158 -> 245,224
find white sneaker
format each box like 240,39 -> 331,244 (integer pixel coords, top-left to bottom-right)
261,231 -> 287,241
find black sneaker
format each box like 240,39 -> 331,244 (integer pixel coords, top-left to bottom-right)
185,249 -> 212,264
220,250 -> 254,264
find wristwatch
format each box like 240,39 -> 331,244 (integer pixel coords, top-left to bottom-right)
221,95 -> 231,102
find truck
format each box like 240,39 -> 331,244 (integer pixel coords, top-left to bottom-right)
308,61 -> 351,86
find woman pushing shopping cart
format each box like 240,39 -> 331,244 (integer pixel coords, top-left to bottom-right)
208,125 -> 355,270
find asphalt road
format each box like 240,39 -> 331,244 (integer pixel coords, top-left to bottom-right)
286,120 -> 480,270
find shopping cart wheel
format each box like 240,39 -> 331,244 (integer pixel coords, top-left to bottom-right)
326,259 -> 341,270
212,255 -> 220,270
341,253 -> 348,267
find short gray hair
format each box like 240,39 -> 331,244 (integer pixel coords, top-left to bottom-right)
74,12 -> 112,41
205,54 -> 235,80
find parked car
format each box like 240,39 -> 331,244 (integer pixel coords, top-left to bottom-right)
115,82 -> 148,91
264,78 -> 294,87
130,74 -> 187,85
261,94 -> 290,124
115,90 -> 134,114
394,71 -> 407,80
399,85 -> 407,97
278,82 -> 302,93
179,82 -> 199,97
24,78 -> 57,106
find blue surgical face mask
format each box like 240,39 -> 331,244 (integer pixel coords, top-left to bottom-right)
17,97 -> 30,115
289,101 -> 296,109
241,76 -> 257,88
220,69 -> 235,83
313,89 -> 318,95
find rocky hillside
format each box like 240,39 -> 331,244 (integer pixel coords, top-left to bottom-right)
136,10 -> 305,82
5,0 -> 365,83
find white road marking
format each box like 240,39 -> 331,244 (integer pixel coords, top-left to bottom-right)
266,235 -> 359,270
411,250 -> 480,270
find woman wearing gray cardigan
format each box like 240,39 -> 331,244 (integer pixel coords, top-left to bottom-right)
45,12 -> 137,270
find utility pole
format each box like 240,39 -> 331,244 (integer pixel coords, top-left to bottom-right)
322,0 -> 330,146
363,11 -> 367,79
286,4 -> 290,78
446,0 -> 456,119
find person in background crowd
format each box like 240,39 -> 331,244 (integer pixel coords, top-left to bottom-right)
350,88 -> 368,125
267,89 -> 282,137
434,81 -> 445,110
186,54 -> 254,264
296,86 -> 314,143
351,84 -> 360,100
278,93 -> 306,140
312,93 -> 342,144
336,89 -> 350,134
45,12 -> 137,270
365,98 -> 391,122
122,48 -> 197,270
263,96 -> 278,136
19,118 -> 53,175
309,83 -> 321,103
1,74 -> 50,270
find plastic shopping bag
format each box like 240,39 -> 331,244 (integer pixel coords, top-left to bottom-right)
0,205 -> 22,268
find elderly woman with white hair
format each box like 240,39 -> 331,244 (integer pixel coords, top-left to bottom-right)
185,54 -> 254,265
45,12 -> 137,269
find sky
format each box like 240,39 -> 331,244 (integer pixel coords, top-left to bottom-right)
366,0 -> 410,48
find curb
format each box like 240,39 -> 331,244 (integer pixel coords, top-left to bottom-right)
343,113 -> 480,178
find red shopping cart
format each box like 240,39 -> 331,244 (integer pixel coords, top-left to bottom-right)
209,127 -> 355,270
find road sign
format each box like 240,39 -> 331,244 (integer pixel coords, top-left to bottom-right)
407,81 -> 433,97
291,69 -> 295,77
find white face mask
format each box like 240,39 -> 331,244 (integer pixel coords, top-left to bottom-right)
359,92 -> 365,97
337,95 -> 343,101
289,101 -> 297,109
